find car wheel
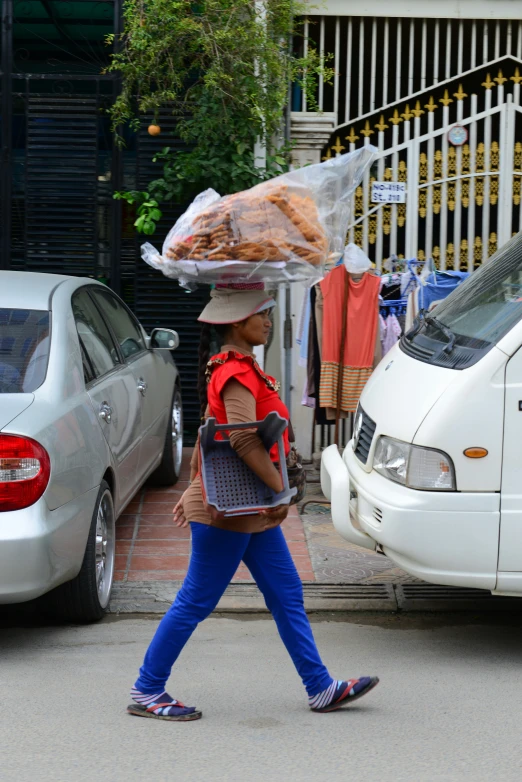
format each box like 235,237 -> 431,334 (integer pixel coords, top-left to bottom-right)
148,385 -> 183,486
44,481 -> 116,623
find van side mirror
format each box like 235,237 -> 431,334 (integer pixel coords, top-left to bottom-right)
150,328 -> 179,350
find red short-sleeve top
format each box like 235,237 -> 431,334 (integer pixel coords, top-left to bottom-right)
206,350 -> 290,462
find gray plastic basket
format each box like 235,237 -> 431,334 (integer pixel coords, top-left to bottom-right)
199,411 -> 297,518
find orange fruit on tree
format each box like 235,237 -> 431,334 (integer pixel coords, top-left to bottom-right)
148,124 -> 161,136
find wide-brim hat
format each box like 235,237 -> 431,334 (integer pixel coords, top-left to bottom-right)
198,287 -> 276,325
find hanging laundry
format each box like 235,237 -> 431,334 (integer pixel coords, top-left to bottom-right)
306,285 -> 331,425
379,314 -> 387,355
405,287 -> 419,332
296,290 -> 311,368
380,273 -> 402,303
401,268 -> 419,298
418,271 -> 469,311
306,289 -> 316,397
382,313 -> 402,356
319,266 -> 380,414
301,377 -> 315,408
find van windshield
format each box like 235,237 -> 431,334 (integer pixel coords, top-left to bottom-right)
0,309 -> 50,393
402,233 -> 522,369
435,233 -> 522,344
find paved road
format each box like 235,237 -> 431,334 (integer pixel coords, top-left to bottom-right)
2,613 -> 522,782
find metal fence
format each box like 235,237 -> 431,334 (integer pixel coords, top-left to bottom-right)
0,1 -> 208,442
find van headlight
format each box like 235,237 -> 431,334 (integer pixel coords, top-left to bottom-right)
373,436 -> 456,491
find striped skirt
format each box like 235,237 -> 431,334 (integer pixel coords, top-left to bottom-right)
319,362 -> 373,413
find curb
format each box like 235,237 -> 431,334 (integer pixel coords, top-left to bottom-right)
109,581 -> 522,615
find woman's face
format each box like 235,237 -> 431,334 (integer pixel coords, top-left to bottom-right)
232,308 -> 273,347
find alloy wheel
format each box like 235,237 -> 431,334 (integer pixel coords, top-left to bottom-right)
171,389 -> 184,476
95,489 -> 115,609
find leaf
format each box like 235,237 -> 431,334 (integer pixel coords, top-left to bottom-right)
150,208 -> 162,221
106,0 -> 319,204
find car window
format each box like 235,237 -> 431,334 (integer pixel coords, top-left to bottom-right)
78,336 -> 95,385
0,309 -> 50,393
72,290 -> 120,379
91,289 -> 146,360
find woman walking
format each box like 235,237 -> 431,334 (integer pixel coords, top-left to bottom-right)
128,287 -> 379,721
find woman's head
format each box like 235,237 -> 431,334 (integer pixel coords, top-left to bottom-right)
198,286 -> 276,351
220,307 -> 273,348
198,287 -> 275,327
196,287 -> 276,417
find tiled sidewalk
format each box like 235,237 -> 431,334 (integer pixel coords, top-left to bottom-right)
114,450 -> 315,584
115,449 -> 418,587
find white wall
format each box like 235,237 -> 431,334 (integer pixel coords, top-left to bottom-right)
265,287 -> 283,382
289,283 -> 315,460
306,0 -> 522,18
253,344 -> 265,370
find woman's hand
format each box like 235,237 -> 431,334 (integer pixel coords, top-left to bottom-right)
260,504 -> 288,524
173,495 -> 189,528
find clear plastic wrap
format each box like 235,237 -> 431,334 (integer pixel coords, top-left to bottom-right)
343,243 -> 372,274
141,145 -> 377,287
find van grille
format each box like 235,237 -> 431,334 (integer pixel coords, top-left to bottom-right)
354,408 -> 377,464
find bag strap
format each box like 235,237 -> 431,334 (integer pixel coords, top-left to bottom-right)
209,396 -> 294,443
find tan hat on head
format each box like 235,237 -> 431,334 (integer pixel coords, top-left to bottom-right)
197,288 -> 276,325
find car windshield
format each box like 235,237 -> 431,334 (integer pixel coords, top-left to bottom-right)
432,232 -> 522,347
0,309 -> 50,393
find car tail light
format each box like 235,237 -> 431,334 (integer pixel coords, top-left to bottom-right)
0,435 -> 51,512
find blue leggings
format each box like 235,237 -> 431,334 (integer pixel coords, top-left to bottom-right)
135,522 -> 333,698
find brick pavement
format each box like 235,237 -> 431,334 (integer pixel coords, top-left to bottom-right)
115,450 -> 416,587
114,450 -> 315,584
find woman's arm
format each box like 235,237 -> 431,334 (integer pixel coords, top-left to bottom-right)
223,379 -> 284,493
189,405 -> 210,481
189,439 -> 199,482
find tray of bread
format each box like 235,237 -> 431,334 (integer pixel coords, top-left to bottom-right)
141,145 -> 376,287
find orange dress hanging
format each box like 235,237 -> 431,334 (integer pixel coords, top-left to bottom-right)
319,266 -> 380,413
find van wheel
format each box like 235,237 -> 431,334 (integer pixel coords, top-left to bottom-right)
148,386 -> 183,487
44,481 -> 116,623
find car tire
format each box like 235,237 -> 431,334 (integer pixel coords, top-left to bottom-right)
43,481 -> 116,623
148,385 -> 183,487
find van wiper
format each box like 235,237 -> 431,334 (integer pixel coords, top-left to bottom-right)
405,309 -> 426,339
425,315 -> 456,354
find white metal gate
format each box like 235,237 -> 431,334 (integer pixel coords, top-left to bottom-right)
338,64 -> 522,270
298,15 -> 522,126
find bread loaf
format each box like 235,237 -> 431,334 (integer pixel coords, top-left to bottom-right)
164,182 -> 328,267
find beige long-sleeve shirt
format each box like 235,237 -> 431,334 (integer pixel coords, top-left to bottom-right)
183,368 -> 288,533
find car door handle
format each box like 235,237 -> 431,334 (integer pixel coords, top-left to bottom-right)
99,402 -> 113,424
137,378 -> 148,396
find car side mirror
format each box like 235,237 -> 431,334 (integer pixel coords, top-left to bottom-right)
150,328 -> 180,350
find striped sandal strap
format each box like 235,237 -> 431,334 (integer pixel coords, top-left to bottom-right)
146,701 -> 185,712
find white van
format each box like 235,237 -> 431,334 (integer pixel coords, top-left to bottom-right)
320,233 -> 522,596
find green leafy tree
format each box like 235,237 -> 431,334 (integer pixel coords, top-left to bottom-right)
107,0 -> 332,233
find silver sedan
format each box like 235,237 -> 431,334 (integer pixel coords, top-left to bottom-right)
0,271 -> 183,621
